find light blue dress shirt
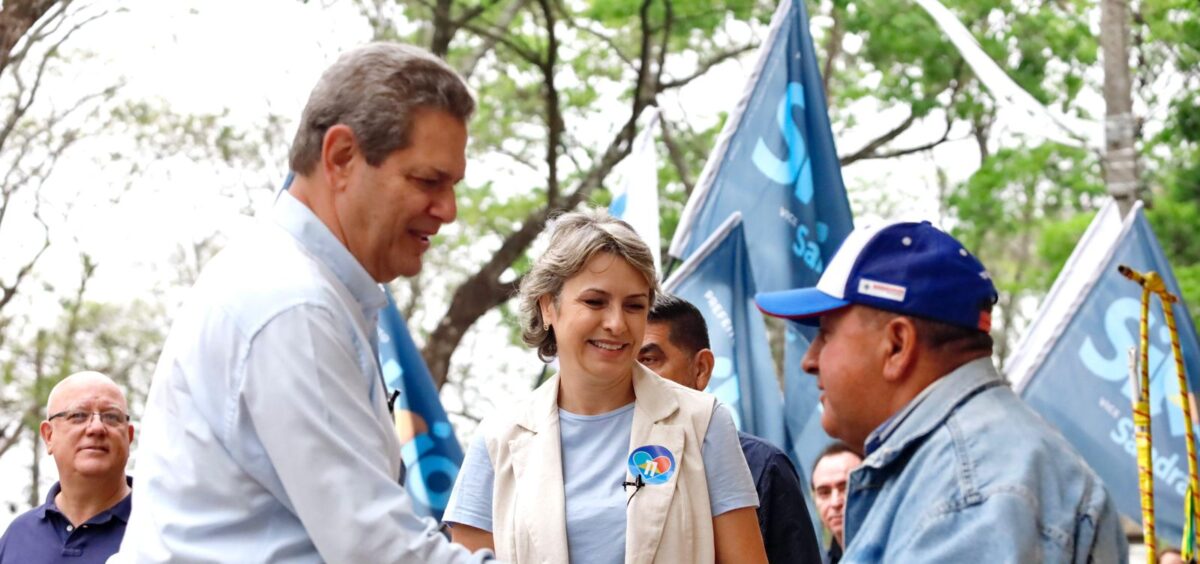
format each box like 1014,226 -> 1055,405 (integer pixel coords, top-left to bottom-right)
113,191 -> 490,563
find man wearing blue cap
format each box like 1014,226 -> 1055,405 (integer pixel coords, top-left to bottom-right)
756,221 -> 1127,562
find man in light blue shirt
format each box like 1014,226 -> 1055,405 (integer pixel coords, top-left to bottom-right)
756,221 -> 1127,563
114,43 -> 492,562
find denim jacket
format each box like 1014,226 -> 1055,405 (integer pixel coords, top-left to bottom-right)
842,358 -> 1128,563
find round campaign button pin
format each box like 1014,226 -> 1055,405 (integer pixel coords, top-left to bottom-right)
628,445 -> 676,485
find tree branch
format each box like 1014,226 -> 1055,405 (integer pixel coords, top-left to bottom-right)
459,0 -> 529,80
656,43 -> 756,91
822,4 -> 843,94
849,117 -> 955,163
536,0 -> 562,206
839,112 -> 917,165
570,22 -> 635,70
658,117 -> 694,196
459,17 -> 544,68
0,0 -> 61,77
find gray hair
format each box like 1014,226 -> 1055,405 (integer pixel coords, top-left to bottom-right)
288,42 -> 476,175
517,208 -> 660,362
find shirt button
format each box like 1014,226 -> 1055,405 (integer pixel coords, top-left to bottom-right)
65,525 -> 73,532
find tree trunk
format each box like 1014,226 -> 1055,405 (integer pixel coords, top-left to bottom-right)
0,0 -> 60,76
28,423 -> 39,508
430,0 -> 455,58
1100,0 -> 1139,214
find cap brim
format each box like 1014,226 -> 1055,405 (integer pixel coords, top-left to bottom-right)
755,288 -> 849,325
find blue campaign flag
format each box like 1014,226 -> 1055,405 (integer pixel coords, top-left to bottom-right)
781,327 -> 833,474
1015,201 -> 1200,542
664,212 -> 785,448
668,0 -> 853,294
665,0 -> 854,491
609,107 -> 662,275
378,291 -> 465,522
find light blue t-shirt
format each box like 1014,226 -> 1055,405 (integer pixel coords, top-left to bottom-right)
445,403 -> 757,564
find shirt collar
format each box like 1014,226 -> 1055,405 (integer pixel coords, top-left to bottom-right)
271,190 -> 387,316
36,481 -> 63,519
863,357 -> 1004,463
38,476 -> 134,524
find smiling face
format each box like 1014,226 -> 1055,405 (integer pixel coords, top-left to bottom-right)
336,107 -> 467,282
801,306 -> 891,448
40,373 -> 134,482
541,252 -> 651,384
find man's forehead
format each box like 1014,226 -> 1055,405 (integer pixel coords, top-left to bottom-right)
643,323 -> 676,349
50,375 -> 126,410
814,452 -> 860,479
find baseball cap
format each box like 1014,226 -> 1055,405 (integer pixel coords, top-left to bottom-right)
755,221 -> 998,332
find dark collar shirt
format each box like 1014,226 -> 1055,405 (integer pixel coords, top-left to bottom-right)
738,431 -> 822,563
0,477 -> 132,564
826,539 -> 842,564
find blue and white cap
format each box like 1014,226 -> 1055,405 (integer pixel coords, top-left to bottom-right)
755,221 -> 998,332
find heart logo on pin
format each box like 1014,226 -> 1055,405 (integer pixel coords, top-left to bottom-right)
627,445 -> 675,485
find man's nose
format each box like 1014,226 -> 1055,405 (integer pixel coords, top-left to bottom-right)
830,488 -> 845,507
801,339 -> 821,375
431,187 -> 457,224
84,413 -> 107,434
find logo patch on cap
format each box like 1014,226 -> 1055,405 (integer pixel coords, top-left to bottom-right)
858,278 -> 906,302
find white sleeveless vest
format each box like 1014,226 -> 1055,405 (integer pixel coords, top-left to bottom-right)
481,363 -> 717,564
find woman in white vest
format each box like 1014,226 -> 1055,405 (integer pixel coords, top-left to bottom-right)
444,209 -> 767,564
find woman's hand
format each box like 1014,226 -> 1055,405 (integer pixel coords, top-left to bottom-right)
449,523 -> 496,553
713,507 -> 768,564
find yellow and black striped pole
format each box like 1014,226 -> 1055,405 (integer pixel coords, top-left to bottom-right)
1120,265 -> 1199,561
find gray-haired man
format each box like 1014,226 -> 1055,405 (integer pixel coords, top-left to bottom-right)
116,43 -> 491,562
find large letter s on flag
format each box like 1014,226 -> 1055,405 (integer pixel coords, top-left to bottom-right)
751,82 -> 815,205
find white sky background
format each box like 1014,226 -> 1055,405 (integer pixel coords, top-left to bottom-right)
0,0 -> 1097,528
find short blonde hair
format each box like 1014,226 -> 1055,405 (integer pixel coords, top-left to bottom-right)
517,208 -> 659,361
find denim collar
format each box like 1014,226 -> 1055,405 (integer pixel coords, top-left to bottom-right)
271,190 -> 387,319
38,476 -> 133,524
862,357 -> 1004,467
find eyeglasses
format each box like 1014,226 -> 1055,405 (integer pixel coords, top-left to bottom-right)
47,410 -> 130,427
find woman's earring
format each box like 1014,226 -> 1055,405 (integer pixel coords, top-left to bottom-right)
543,322 -> 549,331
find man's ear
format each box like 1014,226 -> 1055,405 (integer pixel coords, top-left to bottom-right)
321,124 -> 359,193
881,316 -> 919,383
40,421 -> 53,454
694,349 -> 715,391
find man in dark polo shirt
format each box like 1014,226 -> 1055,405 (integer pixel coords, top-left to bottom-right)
639,294 -> 821,563
0,371 -> 134,563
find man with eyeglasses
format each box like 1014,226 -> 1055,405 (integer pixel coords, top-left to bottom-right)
0,371 -> 134,564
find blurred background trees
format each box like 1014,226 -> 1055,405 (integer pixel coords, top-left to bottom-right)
0,0 -> 1195,518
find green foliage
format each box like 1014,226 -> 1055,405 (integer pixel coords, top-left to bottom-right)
586,0 -> 763,40
946,141 -> 1104,351
823,0 -> 1097,150
1035,211 -> 1095,287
